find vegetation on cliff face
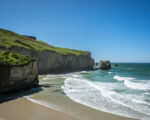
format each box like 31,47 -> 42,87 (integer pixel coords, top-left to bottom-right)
0,28 -> 88,55
0,50 -> 34,67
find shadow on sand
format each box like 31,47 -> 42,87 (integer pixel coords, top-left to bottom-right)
0,86 -> 43,103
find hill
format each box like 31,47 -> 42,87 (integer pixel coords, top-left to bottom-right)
0,28 -> 88,56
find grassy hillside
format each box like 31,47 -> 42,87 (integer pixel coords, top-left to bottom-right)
0,50 -> 34,67
0,28 -> 88,55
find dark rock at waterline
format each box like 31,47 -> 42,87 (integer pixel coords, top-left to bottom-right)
40,84 -> 53,88
93,68 -> 100,70
114,64 -> 118,66
96,62 -> 99,66
53,89 -> 61,92
100,61 -> 111,70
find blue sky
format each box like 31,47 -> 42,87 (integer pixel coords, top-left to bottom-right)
0,0 -> 150,62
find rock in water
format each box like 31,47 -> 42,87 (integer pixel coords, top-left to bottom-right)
100,61 -> 111,70
96,62 -> 99,66
114,64 -> 118,66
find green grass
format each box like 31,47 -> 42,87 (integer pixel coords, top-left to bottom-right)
0,28 -> 88,55
0,50 -> 34,67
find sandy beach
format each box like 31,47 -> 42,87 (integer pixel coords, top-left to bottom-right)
0,97 -> 138,120
0,1 -> 149,119
0,74 -> 139,120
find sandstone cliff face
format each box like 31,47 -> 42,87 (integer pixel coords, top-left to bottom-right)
0,61 -> 38,93
9,47 -> 94,74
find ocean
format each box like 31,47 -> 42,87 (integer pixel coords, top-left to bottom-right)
27,63 -> 150,120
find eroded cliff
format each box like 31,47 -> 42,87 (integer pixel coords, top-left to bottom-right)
0,51 -> 38,93
10,47 -> 94,74
0,28 -> 95,74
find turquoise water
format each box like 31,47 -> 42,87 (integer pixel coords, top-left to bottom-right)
62,63 -> 150,120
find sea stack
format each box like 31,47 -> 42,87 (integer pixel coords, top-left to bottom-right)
100,60 -> 111,70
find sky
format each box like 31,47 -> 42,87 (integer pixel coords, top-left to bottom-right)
0,0 -> 150,62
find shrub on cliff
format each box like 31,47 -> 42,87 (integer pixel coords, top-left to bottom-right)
0,50 -> 34,67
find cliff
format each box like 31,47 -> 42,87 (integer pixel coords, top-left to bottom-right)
0,28 -> 94,74
0,50 -> 38,93
9,47 -> 94,73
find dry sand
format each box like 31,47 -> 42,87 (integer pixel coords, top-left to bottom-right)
0,98 -> 78,120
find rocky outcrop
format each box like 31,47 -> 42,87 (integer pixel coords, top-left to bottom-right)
8,46 -> 94,74
100,61 -> 111,70
114,64 -> 118,66
0,61 -> 38,94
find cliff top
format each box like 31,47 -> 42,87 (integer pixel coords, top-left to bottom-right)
0,28 -> 89,55
0,50 -> 34,67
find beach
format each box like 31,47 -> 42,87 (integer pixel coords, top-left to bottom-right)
0,97 -> 138,120
0,98 -> 78,120
0,1 -> 149,119
0,73 -> 139,120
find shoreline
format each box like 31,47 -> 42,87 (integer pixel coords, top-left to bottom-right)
0,74 -> 139,120
26,96 -> 138,120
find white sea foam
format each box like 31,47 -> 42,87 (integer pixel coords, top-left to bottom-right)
80,71 -> 89,73
124,80 -> 150,91
131,98 -> 150,106
25,70 -> 150,120
88,82 -> 150,117
114,75 -> 134,81
108,72 -> 113,74
42,77 -> 50,80
62,74 -> 150,120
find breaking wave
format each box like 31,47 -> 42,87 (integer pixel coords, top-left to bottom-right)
114,75 -> 134,81
62,73 -> 150,120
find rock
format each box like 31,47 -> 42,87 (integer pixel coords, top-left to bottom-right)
114,64 -> 118,66
0,61 -> 38,94
22,35 -> 36,40
96,62 -> 99,66
40,84 -> 52,88
53,89 -> 61,92
9,47 -> 95,74
100,61 -> 111,70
